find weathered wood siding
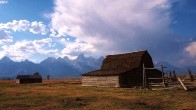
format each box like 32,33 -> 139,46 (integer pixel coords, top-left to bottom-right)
16,79 -> 20,84
82,76 -> 120,87
119,69 -> 143,87
16,78 -> 42,84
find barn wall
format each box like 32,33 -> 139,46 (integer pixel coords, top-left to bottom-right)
32,78 -> 42,83
82,76 -> 120,87
16,78 -> 42,84
16,79 -> 20,84
119,69 -> 143,87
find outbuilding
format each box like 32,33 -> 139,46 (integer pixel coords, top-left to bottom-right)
82,50 -> 162,87
16,72 -> 42,84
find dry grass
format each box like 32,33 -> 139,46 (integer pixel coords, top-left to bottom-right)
0,79 -> 195,110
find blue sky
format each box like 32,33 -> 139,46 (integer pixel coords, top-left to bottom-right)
0,0 -> 196,66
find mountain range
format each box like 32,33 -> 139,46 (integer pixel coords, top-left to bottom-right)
0,54 -> 195,79
0,54 -> 104,79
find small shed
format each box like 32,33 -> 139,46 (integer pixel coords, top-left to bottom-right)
82,50 -> 162,87
16,72 -> 42,84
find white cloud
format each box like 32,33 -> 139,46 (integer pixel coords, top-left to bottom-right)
49,29 -> 58,37
30,21 -> 48,35
185,42 -> 196,57
0,29 -> 13,44
61,39 -> 97,59
0,20 -> 48,35
0,20 -> 30,31
50,0 -> 172,57
0,38 -> 59,61
0,0 -> 8,4
34,38 -> 52,45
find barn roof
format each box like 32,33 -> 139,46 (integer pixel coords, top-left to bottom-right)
82,50 -> 154,76
101,50 -> 150,70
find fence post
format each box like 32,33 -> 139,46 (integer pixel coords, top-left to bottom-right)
188,68 -> 194,82
161,65 -> 165,87
143,63 -> 146,88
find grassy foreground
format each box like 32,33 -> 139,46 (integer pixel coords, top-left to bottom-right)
0,79 -> 195,110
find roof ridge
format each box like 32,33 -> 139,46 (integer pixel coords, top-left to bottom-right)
107,49 -> 147,56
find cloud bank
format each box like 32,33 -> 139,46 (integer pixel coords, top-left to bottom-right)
0,38 -> 59,61
49,0 -> 194,65
0,0 -> 195,66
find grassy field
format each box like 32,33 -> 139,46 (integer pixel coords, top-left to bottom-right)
0,79 -> 195,110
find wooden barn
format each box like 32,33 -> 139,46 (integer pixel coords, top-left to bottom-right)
82,50 -> 162,87
16,72 -> 42,84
